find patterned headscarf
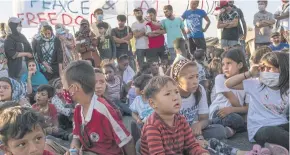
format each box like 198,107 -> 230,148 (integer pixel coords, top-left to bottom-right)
170,59 -> 194,81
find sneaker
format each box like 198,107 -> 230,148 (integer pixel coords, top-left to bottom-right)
264,143 -> 289,155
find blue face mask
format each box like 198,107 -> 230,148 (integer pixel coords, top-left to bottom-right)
56,28 -> 65,35
96,15 -> 104,21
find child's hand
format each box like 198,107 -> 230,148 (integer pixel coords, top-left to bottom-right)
217,107 -> 233,118
249,64 -> 260,77
137,118 -> 143,125
191,122 -> 203,136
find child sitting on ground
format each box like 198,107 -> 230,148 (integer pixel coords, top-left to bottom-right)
249,46 -> 272,66
0,106 -> 63,155
141,76 -> 209,155
129,74 -> 153,144
32,85 -> 72,141
94,68 -> 122,119
269,32 -> 289,52
63,60 -> 135,155
172,38 -> 188,64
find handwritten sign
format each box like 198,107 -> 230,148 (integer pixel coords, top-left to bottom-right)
13,0 -> 218,28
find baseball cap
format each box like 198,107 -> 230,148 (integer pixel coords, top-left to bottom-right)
8,17 -> 21,24
215,0 -> 230,10
271,32 -> 280,38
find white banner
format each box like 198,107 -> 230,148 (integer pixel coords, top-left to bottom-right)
13,0 -> 218,28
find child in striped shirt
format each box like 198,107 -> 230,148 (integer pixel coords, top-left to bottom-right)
140,76 -> 209,155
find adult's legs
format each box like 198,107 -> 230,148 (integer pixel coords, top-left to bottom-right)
168,48 -> 176,65
193,38 -> 207,51
254,123 -> 289,150
202,124 -> 227,140
146,48 -> 159,63
187,38 -> 197,56
136,49 -> 146,70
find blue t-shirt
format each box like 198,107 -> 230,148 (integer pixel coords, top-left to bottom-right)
182,9 -> 206,39
129,96 -> 153,121
161,17 -> 185,48
269,43 -> 289,52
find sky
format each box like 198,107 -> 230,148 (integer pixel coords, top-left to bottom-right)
0,0 -> 283,41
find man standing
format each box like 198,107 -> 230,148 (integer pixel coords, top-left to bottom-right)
216,1 -> 239,50
145,8 -> 166,64
182,0 -> 211,55
131,8 -> 148,69
111,15 -> 134,68
275,0 -> 289,43
228,0 -> 247,53
254,0 -> 275,48
91,8 -> 111,37
161,5 -> 187,64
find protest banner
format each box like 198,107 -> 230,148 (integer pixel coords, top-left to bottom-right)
13,0 -> 218,28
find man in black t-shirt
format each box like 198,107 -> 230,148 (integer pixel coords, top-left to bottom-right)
216,1 -> 239,51
111,15 -> 135,69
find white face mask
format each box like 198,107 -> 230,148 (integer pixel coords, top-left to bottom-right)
258,4 -> 266,11
17,26 -> 22,33
260,72 -> 280,87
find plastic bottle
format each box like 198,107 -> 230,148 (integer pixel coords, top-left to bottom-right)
69,148 -> 78,155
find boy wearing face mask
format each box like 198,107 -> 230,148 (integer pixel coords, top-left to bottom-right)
254,0 -> 276,48
91,8 -> 112,37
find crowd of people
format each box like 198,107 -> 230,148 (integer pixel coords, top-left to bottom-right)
0,0 -> 288,155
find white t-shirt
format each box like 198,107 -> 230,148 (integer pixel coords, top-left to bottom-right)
209,74 -> 248,119
129,96 -> 153,121
275,4 -> 289,30
123,66 -> 135,84
180,85 -> 209,125
131,21 -> 148,49
243,79 -> 288,142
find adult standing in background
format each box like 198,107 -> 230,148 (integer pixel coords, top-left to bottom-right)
91,8 -> 111,37
160,5 -> 187,64
145,8 -> 166,64
254,0 -> 275,48
216,1 -> 239,50
131,7 -> 148,70
35,25 -> 63,81
4,17 -> 33,80
182,0 -> 211,55
228,0 -> 247,54
111,15 -> 134,68
55,24 -> 75,69
75,19 -> 101,67
275,0 -> 289,44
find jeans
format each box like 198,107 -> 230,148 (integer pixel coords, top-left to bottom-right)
254,123 -> 289,150
115,101 -> 132,116
202,124 -> 227,140
187,38 -> 206,55
146,46 -> 166,63
136,49 -> 147,69
168,48 -> 176,65
212,110 -> 246,133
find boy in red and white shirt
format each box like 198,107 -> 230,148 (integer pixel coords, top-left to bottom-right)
62,60 -> 135,155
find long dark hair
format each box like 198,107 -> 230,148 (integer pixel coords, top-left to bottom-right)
261,52 -> 289,98
222,48 -> 248,73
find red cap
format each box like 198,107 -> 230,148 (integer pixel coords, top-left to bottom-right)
215,0 -> 230,10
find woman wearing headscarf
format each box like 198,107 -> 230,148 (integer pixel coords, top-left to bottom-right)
0,77 -> 31,107
20,59 -> 48,93
35,25 -> 63,81
32,21 -> 49,56
4,17 -> 33,79
55,24 -> 75,69
75,19 -> 101,67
